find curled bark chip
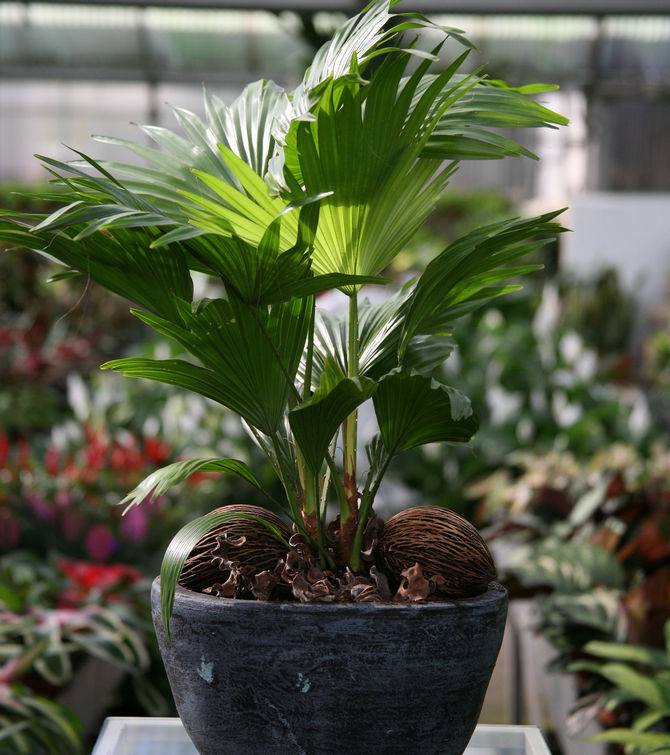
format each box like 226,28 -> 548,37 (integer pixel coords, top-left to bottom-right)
395,563 -> 432,602
251,570 -> 280,601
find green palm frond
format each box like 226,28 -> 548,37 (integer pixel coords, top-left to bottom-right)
92,80 -> 291,210
159,510 -> 293,638
118,457 -> 261,513
422,78 -> 569,162
374,371 -> 478,456
308,292 -> 454,389
7,220 -> 193,324
105,294 -> 310,437
283,49 -> 470,280
398,211 -> 565,357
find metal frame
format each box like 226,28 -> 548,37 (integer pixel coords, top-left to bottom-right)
2,1 -> 669,86
3,0 -> 670,13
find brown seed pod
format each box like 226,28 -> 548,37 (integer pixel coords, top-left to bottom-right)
179,505 -> 292,593
377,506 -> 497,599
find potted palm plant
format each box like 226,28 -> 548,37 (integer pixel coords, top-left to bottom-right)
1,1 -> 567,752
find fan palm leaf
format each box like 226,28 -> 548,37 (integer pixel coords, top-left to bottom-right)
374,371 -> 478,456
106,294 -> 310,437
399,211 -> 565,356
282,50 -> 470,281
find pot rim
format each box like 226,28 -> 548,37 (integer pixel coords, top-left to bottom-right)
152,577 -> 507,614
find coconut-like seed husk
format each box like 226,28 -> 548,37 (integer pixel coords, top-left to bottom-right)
377,506 -> 497,599
179,505 -> 292,593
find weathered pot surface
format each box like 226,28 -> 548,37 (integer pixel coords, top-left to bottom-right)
151,578 -> 508,755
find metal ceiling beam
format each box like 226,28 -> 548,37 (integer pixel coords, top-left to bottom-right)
9,0 -> 670,13
0,65 -> 265,85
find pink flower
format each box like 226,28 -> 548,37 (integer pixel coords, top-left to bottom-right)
85,524 -> 117,561
27,492 -> 54,521
119,505 -> 149,542
55,490 -> 71,508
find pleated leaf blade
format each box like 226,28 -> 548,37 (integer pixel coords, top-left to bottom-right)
118,457 -> 261,513
289,357 -> 377,474
373,371 -> 478,456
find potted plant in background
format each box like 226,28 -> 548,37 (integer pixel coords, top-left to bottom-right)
0,1 -> 567,752
475,442 -> 670,754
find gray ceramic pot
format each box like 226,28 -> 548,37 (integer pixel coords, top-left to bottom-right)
151,578 -> 507,755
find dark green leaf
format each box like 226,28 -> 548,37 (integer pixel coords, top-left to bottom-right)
399,211 -> 564,356
290,357 -> 377,474
17,223 -> 194,324
373,371 -> 477,456
102,356 -> 237,408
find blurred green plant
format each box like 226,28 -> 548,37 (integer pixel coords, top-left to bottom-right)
644,284 -> 670,434
0,551 -> 161,754
1,180 -> 150,435
646,330 -> 670,396
0,683 -> 82,755
569,620 -> 670,754
562,268 -> 636,359
475,443 -> 670,743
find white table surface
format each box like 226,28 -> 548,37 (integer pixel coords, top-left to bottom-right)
93,717 -> 551,754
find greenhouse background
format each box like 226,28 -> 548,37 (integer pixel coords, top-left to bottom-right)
2,2 -> 670,753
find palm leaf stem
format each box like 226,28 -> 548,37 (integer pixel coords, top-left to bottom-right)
350,442 -> 391,572
268,431 -> 305,537
292,295 -> 317,527
326,450 -> 349,521
303,297 -> 316,402
307,467 -> 328,555
342,293 -> 359,519
319,460 -> 333,529
244,423 -> 304,523
339,293 -> 360,564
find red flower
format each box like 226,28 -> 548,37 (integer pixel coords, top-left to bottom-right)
83,435 -> 108,473
110,436 -> 143,473
45,446 -> 60,476
17,436 -> 31,471
56,558 -> 144,606
144,436 -> 171,466
0,432 -> 8,469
